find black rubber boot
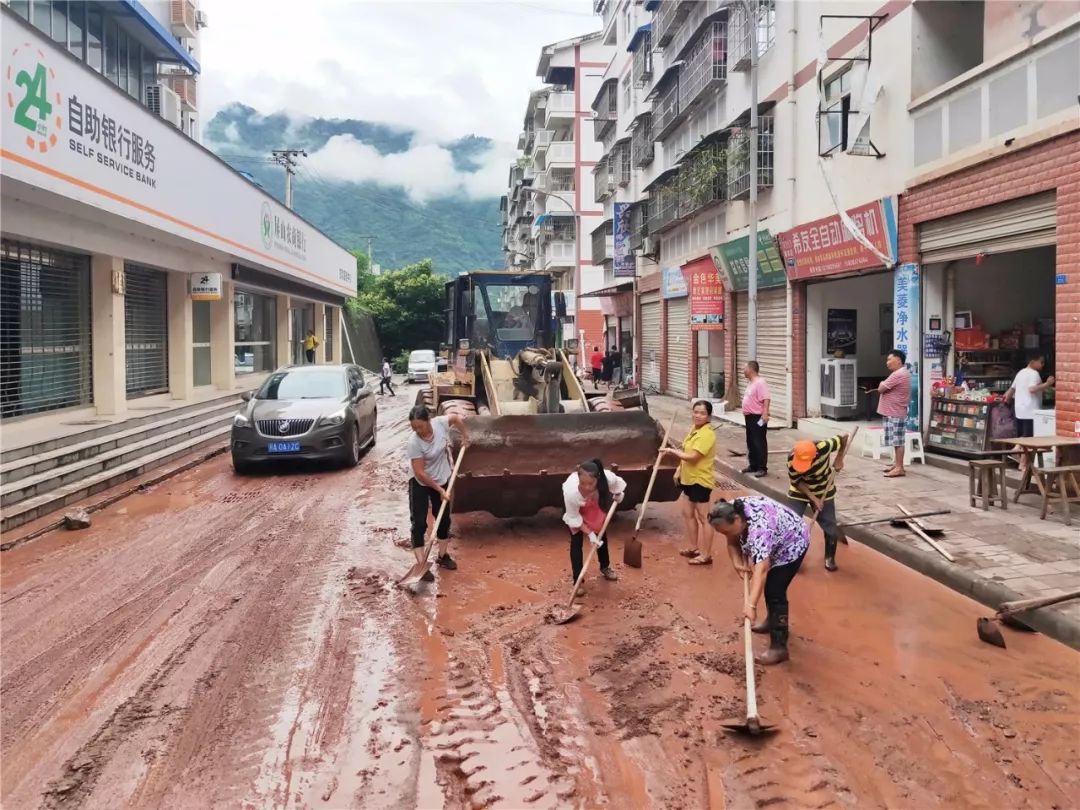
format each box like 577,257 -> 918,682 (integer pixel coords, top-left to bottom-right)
824,536 -> 838,572
756,608 -> 789,665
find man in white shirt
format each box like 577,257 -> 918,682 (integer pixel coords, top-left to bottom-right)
1005,354 -> 1055,468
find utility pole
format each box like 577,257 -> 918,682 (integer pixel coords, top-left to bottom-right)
746,0 -> 760,361
271,148 -> 306,209
356,235 -> 377,273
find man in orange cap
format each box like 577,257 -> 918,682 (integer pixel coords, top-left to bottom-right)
783,434 -> 850,574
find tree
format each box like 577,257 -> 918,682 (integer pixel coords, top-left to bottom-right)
349,258 -> 445,358
350,249 -> 375,295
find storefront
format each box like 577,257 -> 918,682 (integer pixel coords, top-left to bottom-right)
898,130 -> 1078,446
124,263 -> 170,397
918,193 -> 1058,456
234,288 -> 277,375
712,231 -> 790,424
777,197 -> 899,422
639,289 -> 662,391
661,267 -> 690,398
0,239 -> 92,418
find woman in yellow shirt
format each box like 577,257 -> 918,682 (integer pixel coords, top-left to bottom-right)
661,400 -> 717,564
303,329 -> 320,363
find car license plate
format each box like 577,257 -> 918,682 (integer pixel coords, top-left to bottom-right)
267,441 -> 301,453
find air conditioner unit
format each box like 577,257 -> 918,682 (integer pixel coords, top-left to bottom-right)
820,358 -> 859,418
195,8 -> 209,28
145,84 -> 181,129
640,237 -> 658,258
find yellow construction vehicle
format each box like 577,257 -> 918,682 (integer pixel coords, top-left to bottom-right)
418,271 -> 678,517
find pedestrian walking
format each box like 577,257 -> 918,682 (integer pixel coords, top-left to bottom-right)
590,345 -> 604,390
1004,353 -> 1054,468
562,459 -> 625,594
876,349 -> 912,478
379,357 -> 396,396
785,434 -> 850,572
741,362 -> 771,478
709,496 -> 810,665
407,406 -> 470,581
600,350 -> 615,390
661,400 -> 717,565
303,329 -> 320,364
610,346 -> 624,388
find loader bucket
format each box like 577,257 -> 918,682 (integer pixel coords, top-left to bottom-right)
452,411 -> 679,517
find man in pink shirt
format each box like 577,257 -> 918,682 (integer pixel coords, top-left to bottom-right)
876,349 -> 912,478
741,361 -> 771,478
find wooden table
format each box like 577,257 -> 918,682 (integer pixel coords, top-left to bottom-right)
991,436 -> 1080,502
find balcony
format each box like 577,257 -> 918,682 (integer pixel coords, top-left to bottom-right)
532,129 -> 553,156
545,91 -> 576,127
548,169 -> 575,192
655,0 -> 692,48
170,0 -> 197,37
679,20 -> 727,113
679,138 -> 727,216
911,23 -> 1079,170
541,240 -> 576,271
630,201 -> 650,251
647,172 -> 683,233
654,74 -> 682,140
591,220 -> 614,265
546,140 -> 575,168
542,193 -> 575,215
617,141 -> 631,187
593,158 -> 615,203
631,114 -> 656,167
726,115 -> 774,200
632,32 -> 654,88
665,0 -> 726,62
592,80 -> 618,141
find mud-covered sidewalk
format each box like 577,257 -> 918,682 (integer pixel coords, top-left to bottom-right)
645,395 -> 1080,650
2,391 -> 1078,808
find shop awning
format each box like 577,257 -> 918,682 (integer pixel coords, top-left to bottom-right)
581,281 -> 634,298
627,23 -> 653,52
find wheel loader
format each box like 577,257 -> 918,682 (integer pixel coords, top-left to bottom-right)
417,271 -> 679,518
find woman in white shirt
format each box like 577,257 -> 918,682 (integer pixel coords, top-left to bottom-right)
562,459 -> 626,595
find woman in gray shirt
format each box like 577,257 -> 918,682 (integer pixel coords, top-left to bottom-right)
406,405 -> 470,581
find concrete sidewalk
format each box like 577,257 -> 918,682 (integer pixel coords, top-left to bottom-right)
646,394 -> 1080,650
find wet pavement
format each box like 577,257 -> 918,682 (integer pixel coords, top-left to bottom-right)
2,391 -> 1078,809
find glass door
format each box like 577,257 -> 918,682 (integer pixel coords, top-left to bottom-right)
192,300 -> 211,386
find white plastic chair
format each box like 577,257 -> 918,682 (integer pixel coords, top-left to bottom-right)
861,426 -> 887,460
905,432 -> 926,465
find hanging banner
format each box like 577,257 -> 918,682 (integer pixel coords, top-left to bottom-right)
709,230 -> 787,292
777,197 -> 898,280
893,263 -> 921,432
684,257 -> 724,331
613,202 -> 634,278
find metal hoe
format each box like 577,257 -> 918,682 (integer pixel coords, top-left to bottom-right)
976,588 -> 1080,649
550,500 -> 620,625
624,413 -> 677,569
397,446 -> 467,588
721,573 -> 778,738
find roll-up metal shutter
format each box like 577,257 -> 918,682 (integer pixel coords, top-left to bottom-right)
640,292 -> 662,391
124,264 -> 169,397
918,192 -> 1056,263
0,240 -> 92,419
734,287 -> 789,424
665,296 -> 690,398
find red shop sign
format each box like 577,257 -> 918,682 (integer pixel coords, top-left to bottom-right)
777,197 -> 898,281
683,257 -> 724,331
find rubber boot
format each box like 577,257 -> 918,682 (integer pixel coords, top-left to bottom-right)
824,536 -> 838,572
755,608 -> 790,665
751,615 -> 769,634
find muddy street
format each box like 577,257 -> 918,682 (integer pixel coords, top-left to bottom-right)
2,391 -> 1078,810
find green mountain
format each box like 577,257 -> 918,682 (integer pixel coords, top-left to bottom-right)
206,104 -> 503,277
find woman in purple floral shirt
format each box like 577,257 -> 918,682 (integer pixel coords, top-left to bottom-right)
708,496 -> 810,665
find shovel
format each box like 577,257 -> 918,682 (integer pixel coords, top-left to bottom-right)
624,413 -> 677,569
838,509 -> 950,528
549,500 -> 620,625
722,573 -> 778,738
976,588 -> 1080,648
397,446 -> 467,588
893,503 -> 954,562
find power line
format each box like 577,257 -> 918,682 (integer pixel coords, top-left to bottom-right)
271,148 -> 307,209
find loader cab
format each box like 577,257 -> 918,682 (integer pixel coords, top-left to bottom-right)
447,272 -> 553,359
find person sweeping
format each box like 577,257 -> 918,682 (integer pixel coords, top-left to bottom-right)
562,459 -> 625,595
785,434 -> 850,572
406,406 -> 470,581
661,400 -> 716,565
709,496 -> 810,665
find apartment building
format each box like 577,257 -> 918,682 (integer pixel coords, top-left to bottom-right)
594,0 -> 1077,444
500,32 -> 615,353
1,2 -> 354,428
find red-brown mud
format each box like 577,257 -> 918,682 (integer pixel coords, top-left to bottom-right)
2,392 -> 1078,809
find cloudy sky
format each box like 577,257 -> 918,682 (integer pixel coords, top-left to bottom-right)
200,0 -> 599,201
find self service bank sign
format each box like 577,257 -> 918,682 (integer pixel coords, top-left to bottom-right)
1,15 -> 354,297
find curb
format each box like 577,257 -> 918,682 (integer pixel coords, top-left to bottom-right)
1,444 -> 228,553
710,453 -> 1080,652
